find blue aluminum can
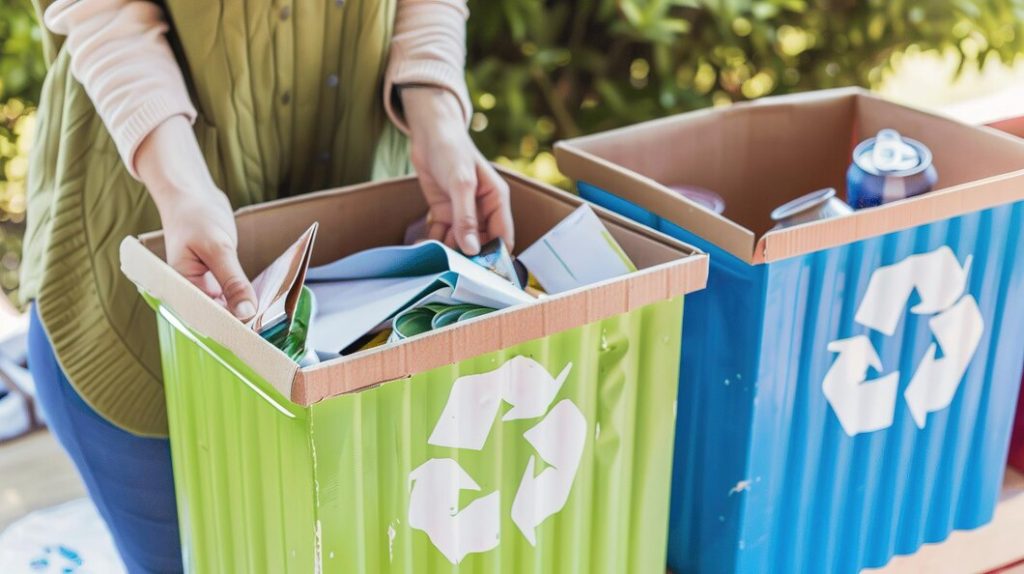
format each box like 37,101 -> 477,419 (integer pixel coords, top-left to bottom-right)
847,129 -> 938,209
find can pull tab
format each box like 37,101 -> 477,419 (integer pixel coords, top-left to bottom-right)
872,129 -> 920,172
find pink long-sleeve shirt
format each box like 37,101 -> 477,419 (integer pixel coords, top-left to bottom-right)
44,0 -> 472,179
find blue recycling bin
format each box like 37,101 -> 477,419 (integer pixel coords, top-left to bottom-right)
555,89 -> 1024,573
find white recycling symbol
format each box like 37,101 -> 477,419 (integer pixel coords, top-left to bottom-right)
407,356 -> 587,564
823,246 -> 985,436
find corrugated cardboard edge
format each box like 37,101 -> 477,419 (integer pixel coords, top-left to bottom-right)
121,169 -> 708,407
556,88 -> 1024,265
987,115 -> 1024,139
758,168 -> 1024,263
293,252 -> 707,405
119,237 -> 300,400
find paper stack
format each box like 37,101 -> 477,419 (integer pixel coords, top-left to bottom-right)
246,204 -> 638,363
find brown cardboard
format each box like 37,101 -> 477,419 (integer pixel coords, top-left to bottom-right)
988,115 -> 1024,139
555,88 -> 1024,264
120,166 -> 708,405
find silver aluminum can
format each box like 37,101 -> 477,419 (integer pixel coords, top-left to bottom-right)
771,187 -> 854,229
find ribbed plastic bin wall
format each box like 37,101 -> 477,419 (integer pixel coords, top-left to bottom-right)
579,186 -> 1024,573
556,89 -> 1024,574
157,297 -> 684,574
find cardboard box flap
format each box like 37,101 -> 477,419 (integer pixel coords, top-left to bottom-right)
554,143 -> 756,259
987,115 -> 1024,139
555,89 -> 859,262
119,236 -> 300,399
122,167 -> 708,407
557,88 -> 1024,264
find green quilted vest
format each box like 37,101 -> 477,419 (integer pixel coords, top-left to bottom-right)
22,0 -> 409,436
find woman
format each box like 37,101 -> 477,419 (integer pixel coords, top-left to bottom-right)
22,0 -> 511,571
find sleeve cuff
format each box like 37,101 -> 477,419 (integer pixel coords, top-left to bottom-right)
115,93 -> 198,180
384,59 -> 472,135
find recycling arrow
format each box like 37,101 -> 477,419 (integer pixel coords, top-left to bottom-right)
823,336 -> 900,436
823,246 -> 984,436
903,294 -> 984,428
428,356 -> 571,451
854,247 -> 972,336
409,357 -> 587,563
511,399 -> 587,545
408,458 -> 500,564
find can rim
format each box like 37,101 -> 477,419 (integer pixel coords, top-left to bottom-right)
666,185 -> 727,214
852,135 -> 933,177
771,187 -> 837,223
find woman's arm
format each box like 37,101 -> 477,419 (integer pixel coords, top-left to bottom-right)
384,0 -> 472,133
386,0 -> 513,255
135,117 -> 257,320
45,0 -> 257,318
44,0 -> 195,177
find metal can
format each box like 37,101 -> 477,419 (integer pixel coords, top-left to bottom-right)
771,187 -> 853,229
847,129 -> 938,209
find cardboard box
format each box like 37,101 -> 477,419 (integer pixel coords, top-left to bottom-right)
556,88 -> 1024,574
120,167 -> 708,573
988,115 -> 1024,140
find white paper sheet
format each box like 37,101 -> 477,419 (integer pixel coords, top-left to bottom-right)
518,205 -> 635,294
307,276 -> 440,354
305,241 -> 535,355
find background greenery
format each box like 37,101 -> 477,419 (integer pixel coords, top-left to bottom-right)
1,0 -> 1023,302
0,0 -> 45,304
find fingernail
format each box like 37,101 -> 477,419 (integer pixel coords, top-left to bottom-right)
464,233 -> 481,255
234,300 -> 256,319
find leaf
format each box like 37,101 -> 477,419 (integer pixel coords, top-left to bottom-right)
620,1 -> 644,26
752,1 -> 781,20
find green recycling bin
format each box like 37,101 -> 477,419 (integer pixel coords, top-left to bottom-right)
120,168 -> 708,574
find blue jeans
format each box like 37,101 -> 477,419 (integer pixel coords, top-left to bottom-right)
27,306 -> 183,574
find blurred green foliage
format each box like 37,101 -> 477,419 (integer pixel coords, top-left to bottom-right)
1,0 -> 1024,301
467,0 -> 1024,182
0,0 -> 45,303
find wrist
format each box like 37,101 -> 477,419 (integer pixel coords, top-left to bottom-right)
400,86 -> 466,133
137,116 -> 220,212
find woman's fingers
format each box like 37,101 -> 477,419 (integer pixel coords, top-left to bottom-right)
187,270 -> 223,299
445,165 -> 482,255
155,182 -> 258,322
427,221 -> 449,243
403,87 -> 515,256
202,242 -> 257,320
476,158 -> 514,251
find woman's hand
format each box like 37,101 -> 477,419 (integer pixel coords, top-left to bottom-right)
402,87 -> 513,255
136,116 -> 258,320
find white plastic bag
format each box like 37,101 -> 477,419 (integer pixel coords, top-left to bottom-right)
0,499 -> 125,574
